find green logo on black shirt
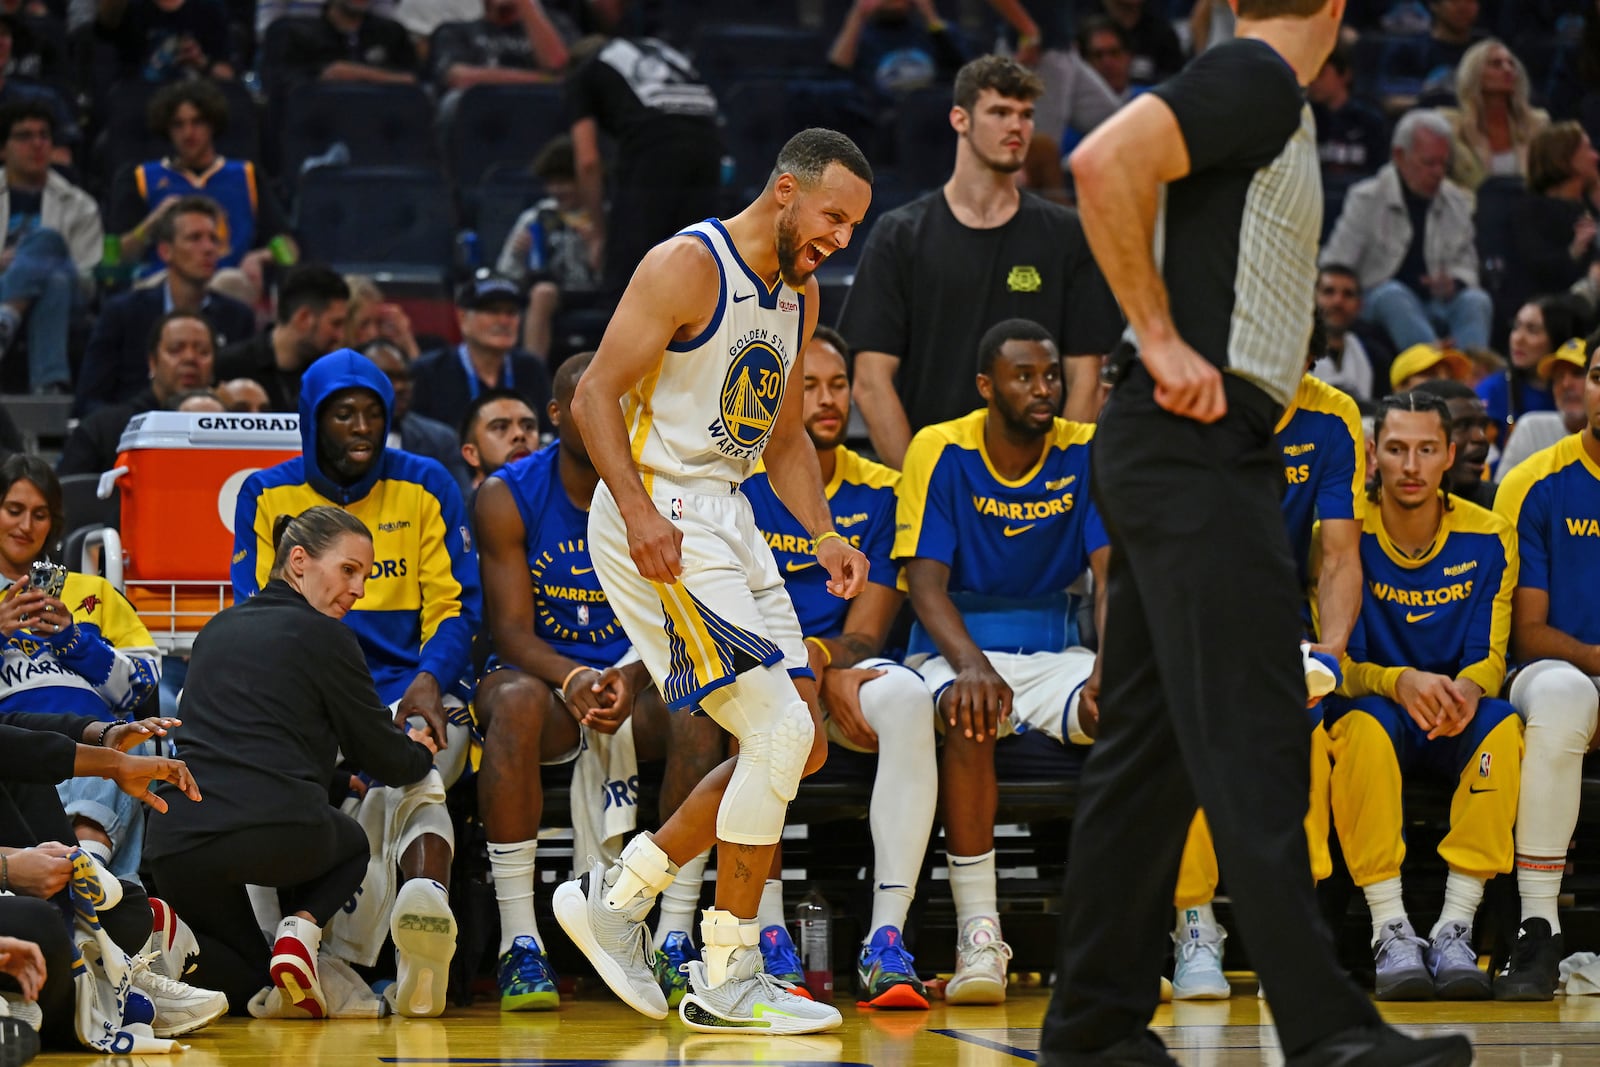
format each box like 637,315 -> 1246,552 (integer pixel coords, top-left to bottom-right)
1007,266 -> 1042,293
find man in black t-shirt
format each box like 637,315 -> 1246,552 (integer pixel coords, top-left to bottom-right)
428,0 -> 571,94
564,35 -> 721,298
95,0 -> 234,82
270,0 -> 418,91
1040,2 -> 1473,1066
839,54 -> 1121,468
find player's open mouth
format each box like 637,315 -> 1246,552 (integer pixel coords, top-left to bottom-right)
803,241 -> 829,269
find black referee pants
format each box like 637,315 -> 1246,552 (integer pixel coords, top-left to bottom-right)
1041,367 -> 1378,1061
147,812 -> 368,1014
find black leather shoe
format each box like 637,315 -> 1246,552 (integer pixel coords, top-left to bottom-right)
1039,1031 -> 1181,1067
0,1017 -> 39,1067
1288,1023 -> 1472,1067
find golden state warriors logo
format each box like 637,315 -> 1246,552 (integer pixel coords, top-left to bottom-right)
719,339 -> 785,449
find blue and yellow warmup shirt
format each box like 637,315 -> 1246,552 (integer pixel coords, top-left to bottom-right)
0,572 -> 158,720
1496,434 -> 1600,648
742,445 -> 900,639
894,410 -> 1106,657
135,158 -> 259,270
1340,497 -> 1517,700
1278,374 -> 1366,585
490,443 -> 628,667
231,350 -> 482,704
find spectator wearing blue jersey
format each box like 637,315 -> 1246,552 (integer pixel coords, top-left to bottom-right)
471,352 -> 722,1012
1493,342 -> 1600,999
896,318 -> 1107,1006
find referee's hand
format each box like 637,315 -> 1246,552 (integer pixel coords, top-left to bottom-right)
1142,336 -> 1227,424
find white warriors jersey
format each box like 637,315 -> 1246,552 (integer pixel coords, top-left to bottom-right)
622,218 -> 806,486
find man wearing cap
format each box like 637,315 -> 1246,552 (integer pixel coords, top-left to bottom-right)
1390,341 -> 1472,392
1497,339 -> 1590,477
410,271 -> 552,434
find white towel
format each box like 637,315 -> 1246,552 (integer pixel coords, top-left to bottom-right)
247,952 -> 388,1018
323,768 -> 452,967
1559,951 -> 1600,994
67,849 -> 181,1054
568,716 -> 641,875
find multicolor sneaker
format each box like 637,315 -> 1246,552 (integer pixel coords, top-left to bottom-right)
653,931 -> 700,1008
680,950 -> 842,1034
758,924 -> 812,999
945,916 -> 1011,1005
146,897 -> 200,980
1171,921 -> 1230,1000
130,952 -> 228,1037
497,935 -> 558,1011
855,926 -> 928,1010
269,918 -> 326,1019
552,860 -> 668,1020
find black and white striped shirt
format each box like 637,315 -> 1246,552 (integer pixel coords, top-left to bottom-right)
1149,38 -> 1322,409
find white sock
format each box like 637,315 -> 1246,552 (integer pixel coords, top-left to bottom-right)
1517,856 -> 1565,934
78,838 -> 112,865
487,840 -> 539,953
948,850 -> 998,928
1363,876 -> 1407,940
862,670 -> 936,938
1175,902 -> 1218,936
1431,870 -> 1486,938
654,850 -> 708,950
757,878 -> 786,932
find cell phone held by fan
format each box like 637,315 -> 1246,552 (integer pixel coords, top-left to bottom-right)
29,560 -> 66,599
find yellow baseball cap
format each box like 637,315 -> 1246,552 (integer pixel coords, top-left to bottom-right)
1389,343 -> 1471,389
1537,337 -> 1588,381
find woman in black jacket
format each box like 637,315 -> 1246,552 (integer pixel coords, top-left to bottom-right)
145,506 -> 436,1019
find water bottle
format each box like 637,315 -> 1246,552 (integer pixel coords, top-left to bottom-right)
456,230 -> 482,271
526,216 -> 547,273
795,887 -> 833,1003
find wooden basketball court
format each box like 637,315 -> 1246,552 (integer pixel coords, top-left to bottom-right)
39,985 -> 1600,1066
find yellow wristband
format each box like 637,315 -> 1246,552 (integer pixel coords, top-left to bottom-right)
813,530 -> 844,549
560,665 -> 593,695
804,636 -> 833,667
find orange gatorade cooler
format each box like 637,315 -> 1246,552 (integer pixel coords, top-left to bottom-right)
104,411 -> 301,643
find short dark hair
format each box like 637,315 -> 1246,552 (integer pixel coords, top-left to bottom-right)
809,324 -> 850,364
1368,391 -> 1455,506
1075,16 -> 1130,58
269,506 -> 372,582
954,54 -> 1044,111
0,100 -> 55,143
532,134 -> 576,182
0,454 -> 61,562
1529,121 -> 1587,195
146,310 -> 217,357
552,351 -> 593,403
977,318 -> 1056,376
771,128 -> 873,189
1324,40 -> 1353,76
1317,263 -> 1360,285
276,264 -> 350,325
148,79 -> 229,138
1409,377 -> 1478,402
1237,0 -> 1331,16
458,386 -> 535,444
152,195 -> 222,247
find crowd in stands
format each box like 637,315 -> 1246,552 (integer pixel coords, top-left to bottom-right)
7,0 -> 1600,1056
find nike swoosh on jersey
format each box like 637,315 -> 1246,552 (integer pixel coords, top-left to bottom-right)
1468,785 -> 1495,794
733,292 -> 755,303
1404,611 -> 1436,623
1045,476 -> 1077,491
570,566 -> 594,576
1003,524 -> 1036,537
785,560 -> 818,573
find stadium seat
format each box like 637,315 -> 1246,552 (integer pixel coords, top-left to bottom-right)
440,84 -> 566,191
1474,174 -> 1527,333
57,473 -> 119,561
279,83 -> 438,183
469,163 -> 545,263
720,76 -> 877,199
691,24 -> 830,95
295,166 -> 455,282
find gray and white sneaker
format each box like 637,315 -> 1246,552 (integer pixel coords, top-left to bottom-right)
679,950 -> 842,1034
553,860 -> 668,1020
1373,918 -> 1433,1000
1427,921 -> 1491,1000
946,916 -> 1012,1005
0,994 -> 41,1033
130,953 -> 229,1037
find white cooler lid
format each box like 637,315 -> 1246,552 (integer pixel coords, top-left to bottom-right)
116,410 -> 302,452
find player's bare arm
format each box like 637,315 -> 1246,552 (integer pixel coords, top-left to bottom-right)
762,278 -> 869,600
571,238 -> 721,584
905,556 -> 1010,741
1512,586 -> 1600,677
1070,95 -> 1225,424
1080,545 -> 1111,736
1313,517 -> 1363,662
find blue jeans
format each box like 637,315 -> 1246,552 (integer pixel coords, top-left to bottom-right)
57,736 -> 157,885
0,228 -> 77,391
158,655 -> 187,718
1362,279 -> 1493,352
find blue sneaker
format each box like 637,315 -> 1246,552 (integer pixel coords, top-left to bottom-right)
498,935 -> 558,1011
652,931 -> 699,1008
856,926 -> 929,1009
758,924 -> 812,999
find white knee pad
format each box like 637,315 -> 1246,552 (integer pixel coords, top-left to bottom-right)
1516,661 -> 1600,748
701,666 -> 814,845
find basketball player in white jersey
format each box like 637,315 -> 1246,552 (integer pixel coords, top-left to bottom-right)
554,128 -> 875,1035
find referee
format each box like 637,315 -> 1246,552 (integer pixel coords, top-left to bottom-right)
1040,3 -> 1471,1066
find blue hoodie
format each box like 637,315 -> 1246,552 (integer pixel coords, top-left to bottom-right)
231,350 -> 482,702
